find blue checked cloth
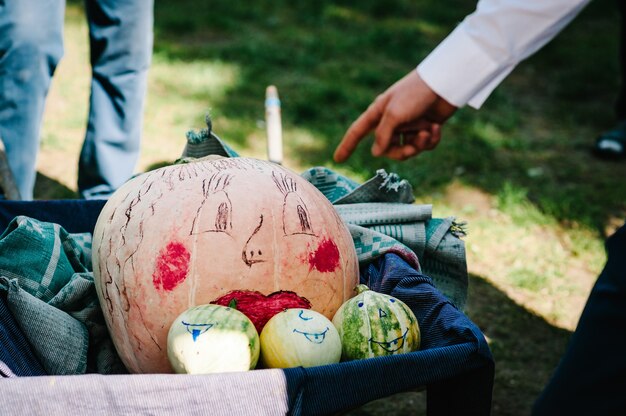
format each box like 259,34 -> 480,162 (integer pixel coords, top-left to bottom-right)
0,216 -> 126,376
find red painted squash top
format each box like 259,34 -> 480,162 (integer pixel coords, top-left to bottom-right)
92,157 -> 359,373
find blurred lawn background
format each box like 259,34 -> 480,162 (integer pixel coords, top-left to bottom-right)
36,1 -> 626,415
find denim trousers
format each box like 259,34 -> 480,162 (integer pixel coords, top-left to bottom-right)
0,0 -> 153,200
533,223 -> 626,415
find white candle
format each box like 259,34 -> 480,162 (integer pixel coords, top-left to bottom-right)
265,85 -> 283,165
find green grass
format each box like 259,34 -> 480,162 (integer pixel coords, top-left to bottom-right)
37,1 -> 625,415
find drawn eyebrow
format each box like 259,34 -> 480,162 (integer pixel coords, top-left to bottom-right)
271,171 -> 297,195
298,310 -> 313,321
190,172 -> 234,235
202,172 -> 234,197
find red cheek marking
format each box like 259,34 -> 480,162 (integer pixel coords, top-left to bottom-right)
308,238 -> 340,273
153,241 -> 190,291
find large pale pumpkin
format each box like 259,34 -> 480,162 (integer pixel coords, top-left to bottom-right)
92,157 -> 359,373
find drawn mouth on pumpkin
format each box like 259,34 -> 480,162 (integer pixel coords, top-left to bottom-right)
182,321 -> 214,342
369,328 -> 409,352
293,327 -> 330,344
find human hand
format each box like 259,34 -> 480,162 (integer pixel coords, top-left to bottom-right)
333,69 -> 458,162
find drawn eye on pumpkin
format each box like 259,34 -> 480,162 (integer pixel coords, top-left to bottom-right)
271,171 -> 316,236
190,173 -> 234,236
298,310 -> 313,321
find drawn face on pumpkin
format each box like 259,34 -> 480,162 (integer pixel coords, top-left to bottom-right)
188,169 -> 329,269
136,159 -> 346,307
169,161 -> 343,298
290,309 -> 332,345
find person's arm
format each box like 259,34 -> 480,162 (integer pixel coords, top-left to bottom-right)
334,0 -> 591,163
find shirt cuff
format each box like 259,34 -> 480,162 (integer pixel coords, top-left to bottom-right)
416,24 -> 515,109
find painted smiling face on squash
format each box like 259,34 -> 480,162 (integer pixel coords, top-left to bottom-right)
92,157 -> 359,374
332,284 -> 421,361
259,308 -> 342,369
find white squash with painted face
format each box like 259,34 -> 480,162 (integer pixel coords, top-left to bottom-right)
92,157 -> 359,373
260,308 -> 342,368
167,304 -> 259,374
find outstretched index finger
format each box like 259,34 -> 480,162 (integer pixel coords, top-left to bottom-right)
333,97 -> 386,163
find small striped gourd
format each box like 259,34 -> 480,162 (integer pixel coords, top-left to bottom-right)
332,285 -> 420,360
167,304 -> 260,374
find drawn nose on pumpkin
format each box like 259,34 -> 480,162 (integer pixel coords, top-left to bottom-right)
242,214 -> 269,266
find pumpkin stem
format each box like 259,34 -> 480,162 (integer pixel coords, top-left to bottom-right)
228,298 -> 238,309
355,284 -> 370,294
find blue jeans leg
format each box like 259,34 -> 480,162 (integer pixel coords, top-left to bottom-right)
0,0 -> 65,200
533,223 -> 626,414
78,0 -> 153,199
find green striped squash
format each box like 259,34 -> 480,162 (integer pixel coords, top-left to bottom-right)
260,308 -> 342,368
332,284 -> 420,360
167,304 -> 260,374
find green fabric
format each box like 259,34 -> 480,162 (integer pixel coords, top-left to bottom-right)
302,168 -> 468,309
182,128 -> 239,159
0,216 -> 125,375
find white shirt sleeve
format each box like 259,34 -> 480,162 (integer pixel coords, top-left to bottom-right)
416,0 -> 592,109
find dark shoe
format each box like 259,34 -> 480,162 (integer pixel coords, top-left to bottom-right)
593,121 -> 626,160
